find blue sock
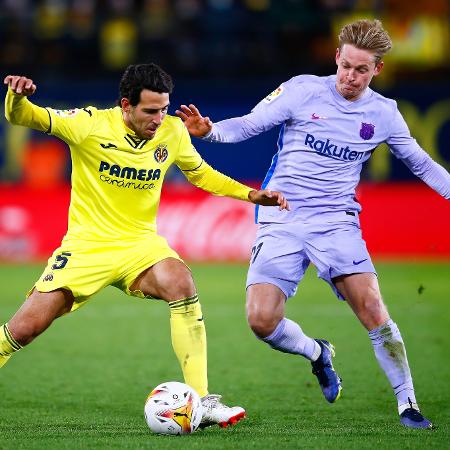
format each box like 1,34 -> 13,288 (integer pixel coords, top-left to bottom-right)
261,318 -> 321,361
369,319 -> 418,413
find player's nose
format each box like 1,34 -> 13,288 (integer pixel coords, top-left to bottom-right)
153,112 -> 164,125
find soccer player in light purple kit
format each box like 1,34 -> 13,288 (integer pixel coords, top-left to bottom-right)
176,19 -> 450,429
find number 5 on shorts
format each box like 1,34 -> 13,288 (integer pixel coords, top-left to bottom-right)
250,242 -> 263,264
52,252 -> 72,270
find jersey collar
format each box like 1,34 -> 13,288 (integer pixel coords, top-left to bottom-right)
327,74 -> 372,108
117,107 -> 143,138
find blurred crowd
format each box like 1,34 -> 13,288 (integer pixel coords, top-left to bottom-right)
1,0 -> 449,81
1,0 -> 449,187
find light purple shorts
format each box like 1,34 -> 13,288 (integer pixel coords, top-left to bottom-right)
246,212 -> 376,300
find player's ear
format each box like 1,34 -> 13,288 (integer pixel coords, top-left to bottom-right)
121,97 -> 131,112
373,61 -> 384,77
335,47 -> 341,66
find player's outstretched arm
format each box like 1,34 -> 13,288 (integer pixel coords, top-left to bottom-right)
4,75 -> 37,96
177,101 -> 273,144
248,189 -> 290,211
4,75 -> 50,132
175,104 -> 213,137
182,159 -> 290,210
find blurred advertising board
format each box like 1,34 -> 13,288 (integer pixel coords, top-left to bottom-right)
0,183 -> 257,263
0,182 -> 449,263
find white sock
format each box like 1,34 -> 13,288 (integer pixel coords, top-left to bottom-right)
368,319 -> 418,413
261,318 -> 321,361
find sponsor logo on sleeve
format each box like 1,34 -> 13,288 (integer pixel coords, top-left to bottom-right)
54,109 -> 80,117
263,86 -> 284,103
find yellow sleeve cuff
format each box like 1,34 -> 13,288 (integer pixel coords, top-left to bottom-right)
5,87 -> 50,132
183,160 -> 253,201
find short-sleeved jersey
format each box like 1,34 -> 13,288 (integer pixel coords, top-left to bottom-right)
47,106 -> 202,240
207,74 -> 450,223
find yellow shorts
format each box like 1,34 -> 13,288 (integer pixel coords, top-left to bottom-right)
33,234 -> 181,312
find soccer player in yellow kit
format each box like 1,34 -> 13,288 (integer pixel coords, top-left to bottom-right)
1,64 -> 288,428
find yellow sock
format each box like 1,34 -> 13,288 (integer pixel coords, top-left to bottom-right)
169,295 -> 208,397
0,323 -> 22,368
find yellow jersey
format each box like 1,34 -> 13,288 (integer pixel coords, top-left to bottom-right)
5,89 -> 253,242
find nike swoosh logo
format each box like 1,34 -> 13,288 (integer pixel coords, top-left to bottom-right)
353,258 -> 368,265
311,113 -> 328,120
197,316 -> 204,322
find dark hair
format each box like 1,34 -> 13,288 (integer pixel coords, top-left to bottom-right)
118,63 -> 174,106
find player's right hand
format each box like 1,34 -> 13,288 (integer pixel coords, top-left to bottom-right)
175,104 -> 213,137
248,189 -> 290,211
4,75 -> 37,96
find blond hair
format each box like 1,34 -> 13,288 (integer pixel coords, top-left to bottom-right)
338,19 -> 392,64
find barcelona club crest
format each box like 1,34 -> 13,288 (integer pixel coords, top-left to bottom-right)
360,122 -> 375,140
154,144 -> 168,163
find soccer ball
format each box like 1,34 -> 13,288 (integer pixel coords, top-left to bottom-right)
144,381 -> 204,435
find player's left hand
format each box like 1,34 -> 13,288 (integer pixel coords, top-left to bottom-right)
175,104 -> 213,137
248,189 -> 290,210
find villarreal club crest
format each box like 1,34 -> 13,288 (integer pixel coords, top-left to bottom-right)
154,144 -> 169,163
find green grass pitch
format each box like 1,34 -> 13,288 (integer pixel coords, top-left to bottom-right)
0,262 -> 449,449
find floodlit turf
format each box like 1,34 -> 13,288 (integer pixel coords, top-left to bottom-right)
0,262 -> 449,449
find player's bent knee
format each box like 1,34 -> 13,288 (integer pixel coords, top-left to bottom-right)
159,275 -> 196,301
246,310 -> 279,338
369,306 -> 389,328
357,297 -> 389,330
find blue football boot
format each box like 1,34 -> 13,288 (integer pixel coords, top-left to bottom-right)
311,339 -> 342,403
400,408 -> 433,429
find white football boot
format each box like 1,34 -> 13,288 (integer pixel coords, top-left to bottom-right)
200,394 -> 246,428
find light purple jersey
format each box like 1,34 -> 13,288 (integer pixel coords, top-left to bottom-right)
205,75 -> 450,223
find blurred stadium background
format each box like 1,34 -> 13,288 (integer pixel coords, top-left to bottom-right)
1,3 -> 449,447
0,0 -> 449,262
